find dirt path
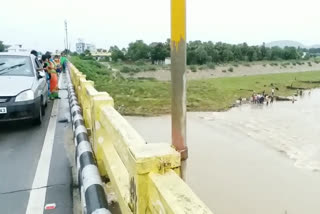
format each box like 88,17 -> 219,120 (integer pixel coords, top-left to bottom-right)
128,62 -> 320,81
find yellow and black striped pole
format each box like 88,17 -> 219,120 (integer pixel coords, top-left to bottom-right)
171,0 -> 187,179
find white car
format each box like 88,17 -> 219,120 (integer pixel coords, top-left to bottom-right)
0,52 -> 48,125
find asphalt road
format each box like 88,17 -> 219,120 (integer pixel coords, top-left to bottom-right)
0,75 -> 75,214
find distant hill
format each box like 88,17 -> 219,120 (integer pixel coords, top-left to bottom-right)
265,40 -> 305,48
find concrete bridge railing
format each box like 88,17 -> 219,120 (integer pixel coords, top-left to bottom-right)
69,63 -> 213,214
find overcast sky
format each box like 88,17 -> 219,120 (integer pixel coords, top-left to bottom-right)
1,0 -> 319,52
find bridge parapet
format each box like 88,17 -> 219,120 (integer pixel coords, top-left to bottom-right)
69,63 -> 213,214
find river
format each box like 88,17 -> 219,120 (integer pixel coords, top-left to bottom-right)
126,89 -> 320,214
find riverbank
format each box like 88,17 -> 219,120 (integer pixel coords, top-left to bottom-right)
121,60 -> 320,81
71,57 -> 320,116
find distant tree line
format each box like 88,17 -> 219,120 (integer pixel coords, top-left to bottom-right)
108,39 -> 171,64
106,40 -> 306,65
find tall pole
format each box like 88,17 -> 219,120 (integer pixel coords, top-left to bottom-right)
171,0 -> 187,180
65,20 -> 69,52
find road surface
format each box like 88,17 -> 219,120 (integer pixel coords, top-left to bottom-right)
0,74 -> 75,214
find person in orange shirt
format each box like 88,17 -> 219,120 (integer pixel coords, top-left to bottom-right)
54,55 -> 62,74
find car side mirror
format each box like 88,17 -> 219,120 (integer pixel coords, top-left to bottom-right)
38,71 -> 45,79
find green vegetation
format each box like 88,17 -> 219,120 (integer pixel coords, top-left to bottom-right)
0,41 -> 9,52
110,61 -> 162,73
107,39 -> 306,66
71,57 -> 320,116
207,63 -> 216,69
190,65 -> 197,72
228,67 -> 234,72
308,62 -> 312,66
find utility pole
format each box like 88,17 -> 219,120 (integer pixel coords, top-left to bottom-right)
171,0 -> 187,180
65,20 -> 69,53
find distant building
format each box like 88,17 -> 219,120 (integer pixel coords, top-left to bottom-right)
165,57 -> 171,65
7,44 -> 29,53
76,39 -> 96,54
76,41 -> 85,54
86,44 -> 96,53
92,50 -> 111,61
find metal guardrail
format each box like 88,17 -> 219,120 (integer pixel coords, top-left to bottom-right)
66,67 -> 111,214
69,63 -> 213,214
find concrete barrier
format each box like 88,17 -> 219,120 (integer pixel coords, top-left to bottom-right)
69,63 -> 213,214
67,67 -> 111,214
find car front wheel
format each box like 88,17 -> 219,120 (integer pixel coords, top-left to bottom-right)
33,102 -> 43,125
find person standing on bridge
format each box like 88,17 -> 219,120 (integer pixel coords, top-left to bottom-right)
42,55 -> 51,98
60,52 -> 68,73
44,54 -> 60,99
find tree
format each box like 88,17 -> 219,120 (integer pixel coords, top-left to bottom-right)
150,42 -> 169,64
84,49 -> 91,56
0,41 -> 9,52
195,46 -> 208,64
127,40 -> 150,61
109,46 -> 126,62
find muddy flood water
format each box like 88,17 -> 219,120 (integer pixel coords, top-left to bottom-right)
126,89 -> 320,214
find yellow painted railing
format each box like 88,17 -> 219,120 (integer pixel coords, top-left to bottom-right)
69,63 -> 213,214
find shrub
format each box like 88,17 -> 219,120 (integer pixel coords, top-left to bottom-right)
314,60 -> 320,64
292,62 -> 296,66
199,65 -> 208,70
146,66 -> 157,71
308,62 -> 312,66
135,60 -> 145,66
244,63 -> 251,67
228,67 -> 234,72
262,64 -> 266,67
232,63 -> 239,67
190,65 -> 197,72
207,63 -> 216,69
134,67 -> 142,72
222,69 -> 227,73
120,66 -> 131,73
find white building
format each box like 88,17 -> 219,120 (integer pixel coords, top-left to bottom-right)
76,39 -> 96,54
76,42 -> 85,54
165,57 -> 171,65
86,44 -> 96,53
7,44 -> 29,53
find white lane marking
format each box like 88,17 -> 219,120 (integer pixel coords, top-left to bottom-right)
26,77 -> 63,214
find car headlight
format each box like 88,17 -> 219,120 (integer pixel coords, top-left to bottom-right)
15,90 -> 34,102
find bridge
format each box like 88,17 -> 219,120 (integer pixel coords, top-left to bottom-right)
0,61 -> 212,214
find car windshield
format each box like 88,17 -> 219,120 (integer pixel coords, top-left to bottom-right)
0,56 -> 33,77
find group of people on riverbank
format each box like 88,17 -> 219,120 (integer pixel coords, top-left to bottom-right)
251,88 -> 275,105
31,50 -> 68,100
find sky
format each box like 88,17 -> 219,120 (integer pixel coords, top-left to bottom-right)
1,0 -> 320,52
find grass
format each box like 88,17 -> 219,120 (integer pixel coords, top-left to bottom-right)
71,57 -> 320,116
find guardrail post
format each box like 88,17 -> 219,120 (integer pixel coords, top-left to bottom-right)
91,93 -> 114,177
79,79 -> 95,133
127,144 -> 181,214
